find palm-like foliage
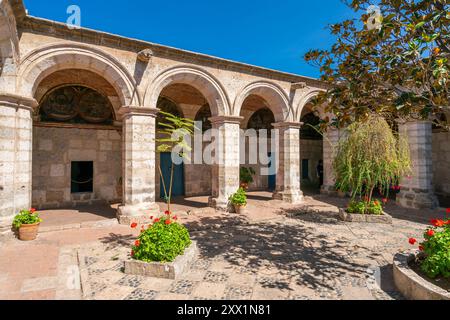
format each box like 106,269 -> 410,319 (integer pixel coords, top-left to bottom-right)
156,111 -> 196,212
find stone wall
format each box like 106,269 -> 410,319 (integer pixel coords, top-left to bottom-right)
32,126 -> 122,209
432,131 -> 450,198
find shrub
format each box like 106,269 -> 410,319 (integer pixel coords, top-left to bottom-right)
240,167 -> 256,185
229,188 -> 247,206
347,199 -> 383,215
12,208 -> 42,229
131,214 -> 191,263
409,219 -> 450,279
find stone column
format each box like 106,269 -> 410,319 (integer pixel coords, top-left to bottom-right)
117,106 -> 160,224
396,120 -> 439,209
272,122 -> 304,204
208,116 -> 242,211
0,94 -> 37,237
321,127 -> 340,195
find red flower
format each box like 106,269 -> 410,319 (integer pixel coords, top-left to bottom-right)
135,240 -> 140,247
154,218 -> 161,223
130,222 -> 138,229
131,250 -> 135,257
165,219 -> 171,225
382,198 -> 388,204
165,210 -> 171,215
426,230 -> 435,237
150,216 -> 154,220
30,208 -> 36,214
431,219 -> 445,227
409,238 -> 417,245
373,200 -> 380,206
446,208 -> 450,214
419,245 -> 424,252
173,216 -> 178,221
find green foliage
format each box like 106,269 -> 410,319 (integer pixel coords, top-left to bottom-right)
240,167 -> 256,184
156,111 -> 196,212
229,188 -> 247,206
419,220 -> 450,279
12,209 -> 42,229
305,0 -> 450,129
334,114 -> 411,210
132,216 -> 191,263
347,200 -> 383,215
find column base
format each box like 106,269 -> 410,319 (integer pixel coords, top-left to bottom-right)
396,188 -> 440,210
0,216 -> 15,240
208,197 -> 232,212
116,203 -> 160,225
273,190 -> 304,204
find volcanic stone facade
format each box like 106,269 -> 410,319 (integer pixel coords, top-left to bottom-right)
0,0 -> 447,235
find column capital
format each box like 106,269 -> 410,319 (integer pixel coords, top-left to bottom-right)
272,121 -> 303,129
118,106 -> 160,119
0,92 -> 38,111
209,115 -> 243,125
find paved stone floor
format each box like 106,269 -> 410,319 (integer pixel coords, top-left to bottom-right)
0,193 -> 448,300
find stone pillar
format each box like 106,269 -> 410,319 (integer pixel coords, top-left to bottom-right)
208,116 -> 242,211
0,94 -> 37,237
396,120 -> 439,209
272,122 -> 304,204
117,106 -> 160,224
321,127 -> 340,195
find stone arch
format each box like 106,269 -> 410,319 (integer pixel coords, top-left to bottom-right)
144,66 -> 231,117
233,81 -> 292,122
17,43 -> 139,108
295,89 -> 326,121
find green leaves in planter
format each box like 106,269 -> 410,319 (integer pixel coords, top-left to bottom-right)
229,188 -> 247,206
12,208 -> 42,229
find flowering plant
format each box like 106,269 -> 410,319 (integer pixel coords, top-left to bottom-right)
130,212 -> 191,263
12,208 -> 42,229
409,218 -> 450,279
229,188 -> 247,207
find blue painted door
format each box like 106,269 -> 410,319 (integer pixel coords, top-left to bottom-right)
268,152 -> 276,191
160,153 -> 185,199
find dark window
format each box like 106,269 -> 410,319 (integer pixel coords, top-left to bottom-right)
247,108 -> 275,134
71,161 -> 94,193
195,104 -> 212,132
300,112 -> 322,140
302,159 -> 310,180
39,85 -> 114,125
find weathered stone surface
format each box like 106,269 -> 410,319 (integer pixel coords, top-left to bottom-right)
393,252 -> 450,300
338,208 -> 393,224
124,242 -> 198,279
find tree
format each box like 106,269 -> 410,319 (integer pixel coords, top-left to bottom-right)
305,0 -> 449,129
333,114 -> 411,208
156,111 -> 195,213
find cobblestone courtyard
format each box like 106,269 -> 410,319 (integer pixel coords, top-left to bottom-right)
0,194 -> 446,300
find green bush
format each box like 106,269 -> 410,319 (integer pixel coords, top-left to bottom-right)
240,167 -> 256,184
132,216 -> 191,263
418,219 -> 450,279
346,200 -> 383,215
333,114 -> 411,212
12,209 -> 42,229
229,188 -> 247,206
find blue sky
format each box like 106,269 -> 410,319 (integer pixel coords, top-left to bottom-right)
23,0 -> 357,78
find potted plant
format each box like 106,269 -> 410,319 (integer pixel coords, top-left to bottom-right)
333,114 -> 411,223
125,212 -> 198,279
240,167 -> 256,190
229,187 -> 248,214
393,218 -> 450,300
12,208 -> 42,241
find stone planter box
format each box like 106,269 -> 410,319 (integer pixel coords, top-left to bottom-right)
338,208 -> 393,224
124,241 -> 198,279
393,252 -> 450,300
